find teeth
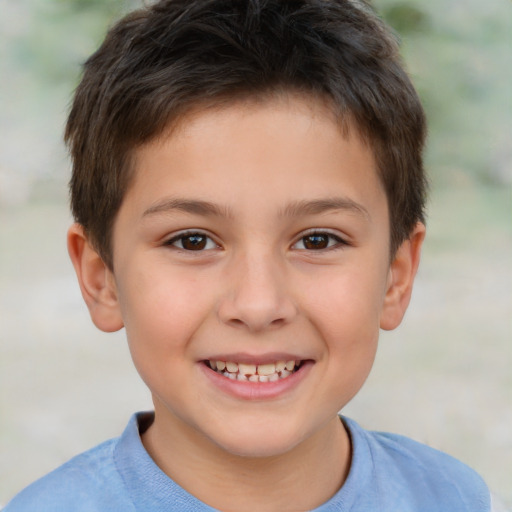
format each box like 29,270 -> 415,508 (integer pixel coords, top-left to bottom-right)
209,359 -> 301,382
226,361 -> 238,373
257,363 -> 276,376
275,361 -> 286,372
238,363 -> 256,375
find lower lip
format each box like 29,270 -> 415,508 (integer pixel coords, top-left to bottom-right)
199,361 -> 313,401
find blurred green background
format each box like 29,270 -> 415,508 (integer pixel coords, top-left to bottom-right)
1,0 -> 511,508
1,0 -> 511,196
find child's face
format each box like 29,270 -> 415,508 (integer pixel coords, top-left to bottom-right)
89,95 -> 421,458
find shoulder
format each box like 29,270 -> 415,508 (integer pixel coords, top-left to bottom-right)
342,417 -> 491,511
3,438 -> 134,512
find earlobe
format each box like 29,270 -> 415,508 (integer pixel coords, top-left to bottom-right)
67,224 -> 124,333
380,222 -> 425,331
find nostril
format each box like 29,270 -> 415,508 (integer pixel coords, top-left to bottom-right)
226,318 -> 246,329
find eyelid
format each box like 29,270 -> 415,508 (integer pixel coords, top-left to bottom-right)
291,229 -> 348,250
164,229 -> 220,250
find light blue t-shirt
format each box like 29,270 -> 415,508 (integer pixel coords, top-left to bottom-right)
4,412 -> 490,511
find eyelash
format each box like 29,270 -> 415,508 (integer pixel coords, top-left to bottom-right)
164,231 -> 219,251
164,230 -> 348,252
292,230 -> 348,251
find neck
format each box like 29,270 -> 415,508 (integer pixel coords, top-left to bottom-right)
142,409 -> 351,512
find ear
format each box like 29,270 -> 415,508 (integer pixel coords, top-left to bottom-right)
67,224 -> 124,332
380,222 -> 425,331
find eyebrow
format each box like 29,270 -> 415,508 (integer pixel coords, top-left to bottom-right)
143,198 -> 234,219
280,197 -> 370,219
142,196 -> 369,220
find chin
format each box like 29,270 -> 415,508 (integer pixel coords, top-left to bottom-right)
209,420 -> 306,459
220,438 -> 299,459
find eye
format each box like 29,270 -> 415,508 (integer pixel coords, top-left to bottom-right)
292,231 -> 346,250
166,232 -> 218,251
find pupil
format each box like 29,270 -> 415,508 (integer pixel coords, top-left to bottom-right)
304,234 -> 328,249
183,235 -> 206,250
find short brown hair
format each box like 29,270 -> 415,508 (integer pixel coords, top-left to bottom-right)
66,0 -> 427,269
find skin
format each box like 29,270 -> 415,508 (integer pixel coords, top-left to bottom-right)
68,94 -> 424,511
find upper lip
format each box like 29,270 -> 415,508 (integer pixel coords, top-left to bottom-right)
201,352 -> 311,365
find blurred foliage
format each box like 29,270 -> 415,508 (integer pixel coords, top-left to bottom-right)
379,2 -> 431,34
2,0 -> 511,189
374,0 -> 512,188
55,0 -> 133,12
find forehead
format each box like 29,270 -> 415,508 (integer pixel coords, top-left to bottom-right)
123,94 -> 385,220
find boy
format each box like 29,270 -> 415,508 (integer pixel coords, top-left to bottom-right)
5,0 -> 491,510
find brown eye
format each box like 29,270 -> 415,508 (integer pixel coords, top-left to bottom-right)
181,235 -> 207,250
167,233 -> 217,251
302,234 -> 330,250
292,232 -> 346,251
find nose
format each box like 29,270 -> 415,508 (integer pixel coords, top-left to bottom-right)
217,251 -> 298,332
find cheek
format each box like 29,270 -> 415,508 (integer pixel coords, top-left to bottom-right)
116,265 -> 214,368
298,264 -> 384,385
299,264 -> 387,335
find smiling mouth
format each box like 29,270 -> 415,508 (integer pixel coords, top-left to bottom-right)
206,360 -> 304,383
